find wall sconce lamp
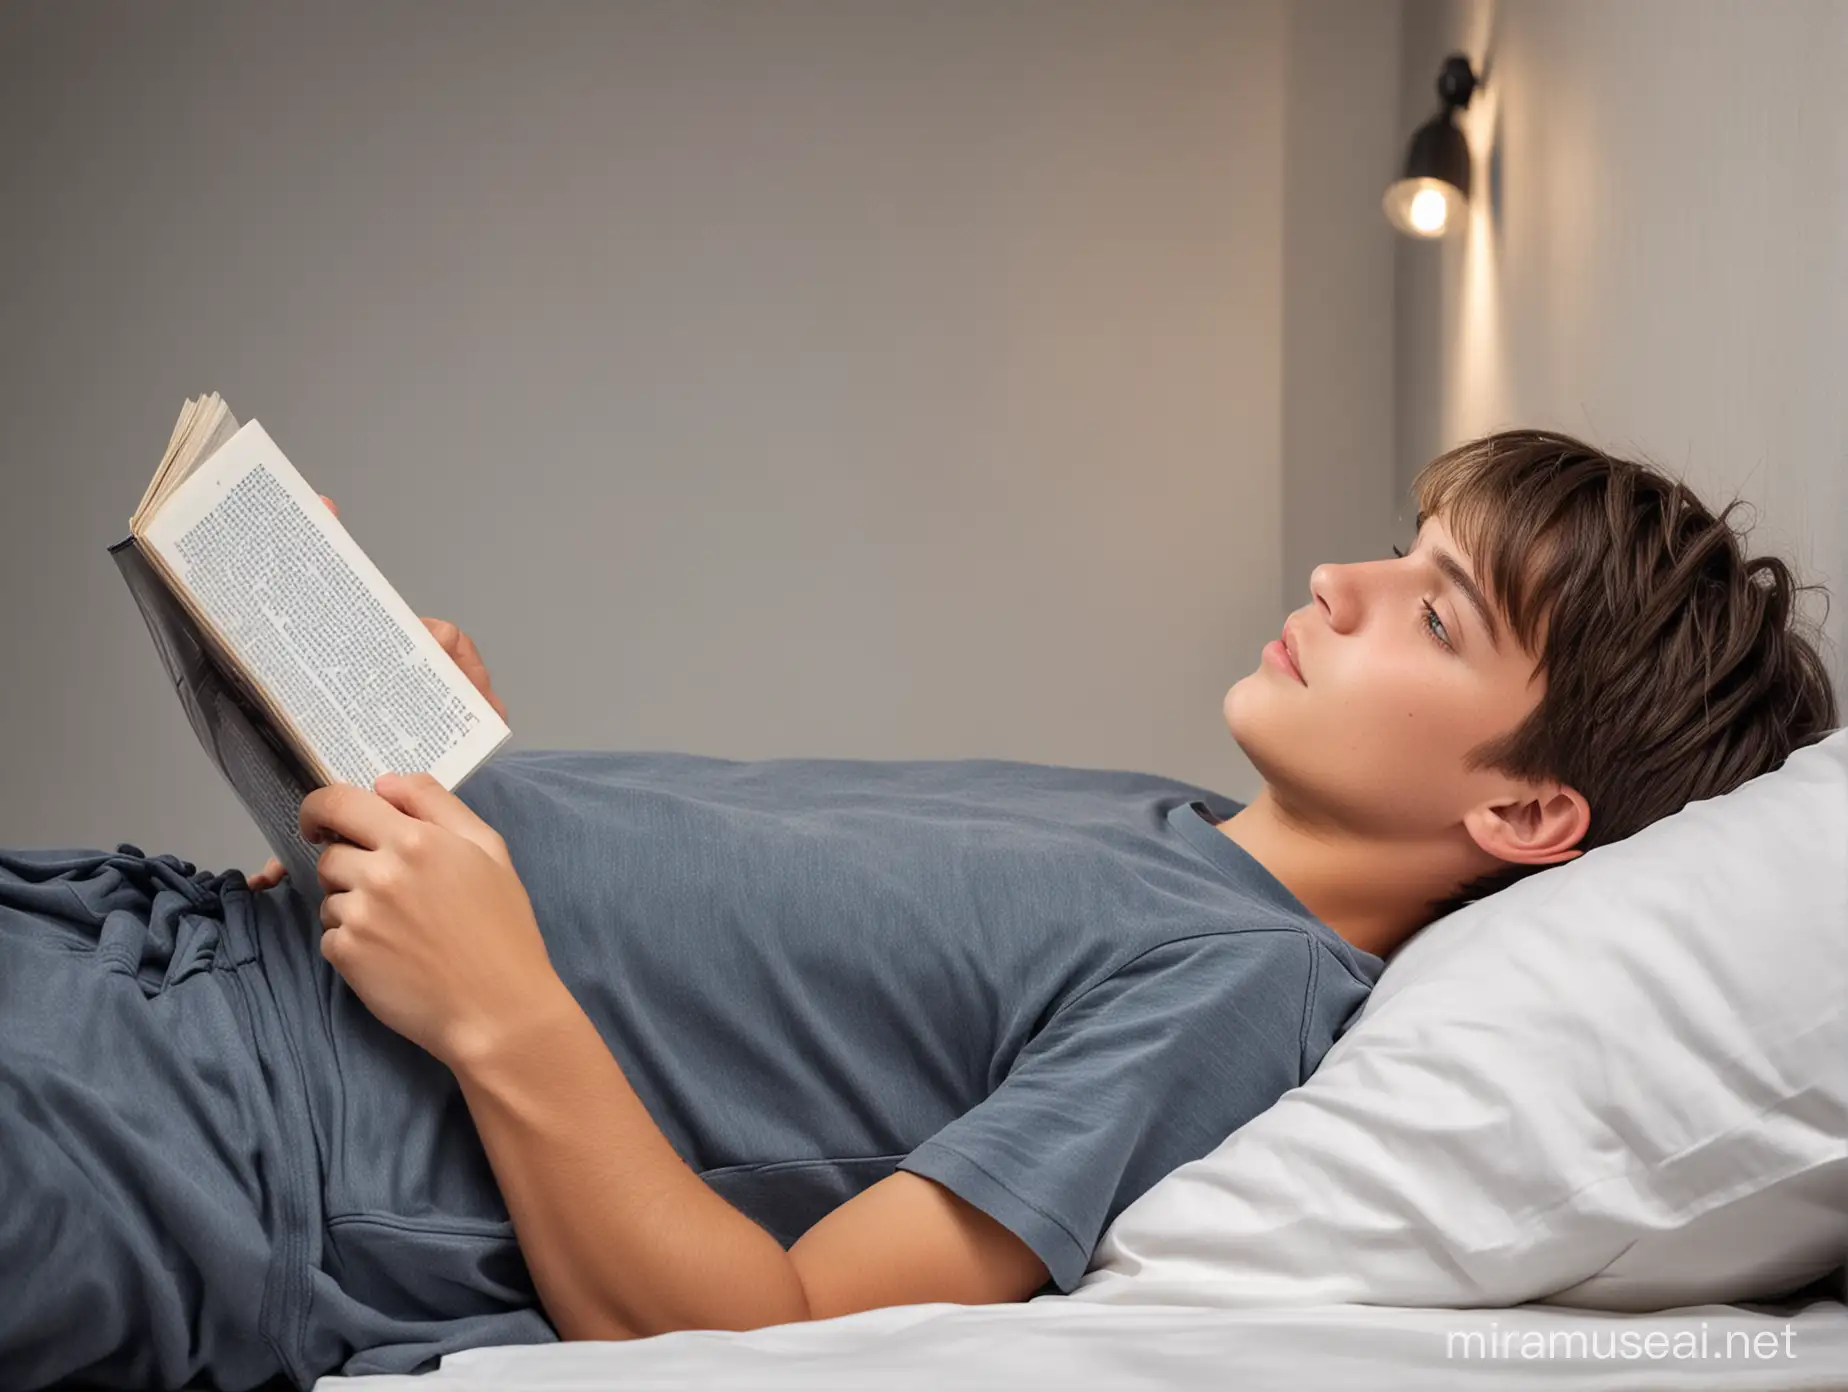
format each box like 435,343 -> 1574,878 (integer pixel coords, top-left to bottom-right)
1383,53 -> 1479,239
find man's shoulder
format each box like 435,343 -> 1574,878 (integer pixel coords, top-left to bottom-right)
1077,922 -> 1318,1009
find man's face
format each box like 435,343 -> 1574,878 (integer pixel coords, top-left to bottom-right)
1223,511 -> 1548,840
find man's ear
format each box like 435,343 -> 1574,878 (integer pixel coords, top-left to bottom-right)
1462,782 -> 1591,867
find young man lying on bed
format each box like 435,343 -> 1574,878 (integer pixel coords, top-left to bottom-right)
0,431 -> 1837,1391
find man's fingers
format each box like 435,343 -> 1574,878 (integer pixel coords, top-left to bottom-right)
373,771 -> 508,861
246,856 -> 286,890
314,841 -> 366,894
319,494 -> 339,519
423,617 -> 475,677
300,783 -> 399,852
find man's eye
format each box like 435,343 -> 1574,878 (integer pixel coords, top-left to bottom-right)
1392,545 -> 1453,649
1421,600 -> 1453,650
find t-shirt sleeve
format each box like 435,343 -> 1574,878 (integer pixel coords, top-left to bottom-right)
896,928 -> 1313,1293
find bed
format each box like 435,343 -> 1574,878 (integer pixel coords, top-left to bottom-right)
314,1293 -> 1848,1390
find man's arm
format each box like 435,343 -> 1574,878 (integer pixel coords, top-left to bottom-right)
450,984 -> 1049,1341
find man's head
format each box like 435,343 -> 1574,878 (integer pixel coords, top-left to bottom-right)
1224,428 -> 1840,925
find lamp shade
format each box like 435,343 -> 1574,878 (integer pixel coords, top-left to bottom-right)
1383,112 -> 1471,238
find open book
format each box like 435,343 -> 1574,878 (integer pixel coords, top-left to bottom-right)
110,394 -> 512,902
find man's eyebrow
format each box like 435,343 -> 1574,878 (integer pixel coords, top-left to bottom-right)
1412,513 -> 1502,653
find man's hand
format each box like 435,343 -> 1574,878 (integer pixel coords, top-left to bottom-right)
244,494 -> 508,893
299,770 -> 569,1065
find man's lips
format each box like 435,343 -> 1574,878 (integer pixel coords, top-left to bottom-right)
1281,621 -> 1304,683
1263,633 -> 1305,684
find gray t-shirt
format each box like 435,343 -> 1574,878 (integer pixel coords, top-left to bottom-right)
454,749 -> 1384,1293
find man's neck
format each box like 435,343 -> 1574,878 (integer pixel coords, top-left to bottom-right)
1211,787 -> 1457,961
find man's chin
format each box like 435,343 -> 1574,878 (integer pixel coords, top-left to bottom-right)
1222,668 -> 1273,725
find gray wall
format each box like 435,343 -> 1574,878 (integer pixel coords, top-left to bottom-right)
0,1 -> 1402,868
1284,0 -> 1404,588
1397,0 -> 1847,697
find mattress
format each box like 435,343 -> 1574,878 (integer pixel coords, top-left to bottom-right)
316,1295 -> 1848,1390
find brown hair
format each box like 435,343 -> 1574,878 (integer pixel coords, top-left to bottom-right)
1413,428 -> 1840,921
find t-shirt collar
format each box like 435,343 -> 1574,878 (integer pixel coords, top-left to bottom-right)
1167,800 -> 1387,986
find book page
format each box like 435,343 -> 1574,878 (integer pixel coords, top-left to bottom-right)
140,420 -> 510,792
135,394 -> 239,530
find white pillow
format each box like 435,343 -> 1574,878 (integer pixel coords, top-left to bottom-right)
1064,728 -> 1848,1313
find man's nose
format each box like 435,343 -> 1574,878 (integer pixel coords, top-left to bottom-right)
1307,562 -> 1343,630
1307,556 -> 1390,634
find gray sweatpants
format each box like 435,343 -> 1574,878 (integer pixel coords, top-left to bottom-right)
0,843 -> 557,1390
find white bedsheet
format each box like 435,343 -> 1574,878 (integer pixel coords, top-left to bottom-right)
319,1296 -> 1848,1391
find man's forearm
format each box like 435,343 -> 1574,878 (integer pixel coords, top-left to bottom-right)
447,980 -> 811,1341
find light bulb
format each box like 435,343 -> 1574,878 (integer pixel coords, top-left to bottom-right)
1382,176 -> 1467,239
1409,187 -> 1448,234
